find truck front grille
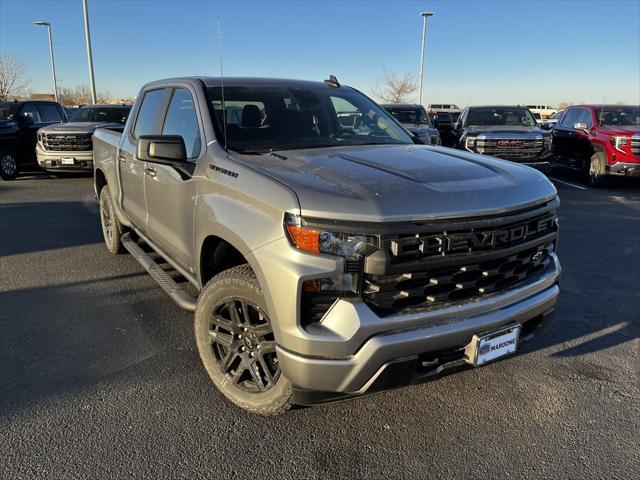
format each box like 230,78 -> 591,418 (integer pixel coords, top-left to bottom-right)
364,241 -> 553,315
476,138 -> 544,161
631,134 -> 640,158
43,133 -> 92,152
362,202 -> 558,316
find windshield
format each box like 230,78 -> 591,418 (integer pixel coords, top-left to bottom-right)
0,102 -> 19,121
597,107 -> 640,126
68,106 -> 131,123
385,107 -> 431,126
466,108 -> 538,127
206,86 -> 413,154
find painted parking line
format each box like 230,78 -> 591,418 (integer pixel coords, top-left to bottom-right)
548,177 -> 588,190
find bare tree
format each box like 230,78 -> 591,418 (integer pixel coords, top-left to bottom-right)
0,53 -> 29,101
59,85 -> 113,106
371,70 -> 418,104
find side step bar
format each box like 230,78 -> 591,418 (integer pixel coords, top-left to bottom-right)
121,233 -> 197,312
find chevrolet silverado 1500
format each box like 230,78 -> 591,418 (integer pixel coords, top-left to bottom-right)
93,77 -> 560,414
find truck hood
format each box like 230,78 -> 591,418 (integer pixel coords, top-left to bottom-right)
465,126 -> 549,138
235,144 -> 557,222
39,121 -> 120,134
597,125 -> 640,136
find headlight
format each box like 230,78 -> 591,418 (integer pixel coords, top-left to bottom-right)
284,213 -> 374,257
543,136 -> 552,149
465,136 -> 477,151
37,132 -> 43,143
610,135 -> 629,153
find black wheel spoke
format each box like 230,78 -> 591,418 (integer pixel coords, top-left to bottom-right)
248,361 -> 267,391
257,355 -> 275,385
226,300 -> 241,324
259,340 -> 276,353
240,301 -> 252,326
208,329 -> 234,349
252,323 -> 272,339
220,349 -> 239,372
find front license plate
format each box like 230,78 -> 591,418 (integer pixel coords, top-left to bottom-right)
60,157 -> 75,165
465,325 -> 521,366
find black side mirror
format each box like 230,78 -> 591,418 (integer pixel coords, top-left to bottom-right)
18,113 -> 34,125
137,135 -> 187,164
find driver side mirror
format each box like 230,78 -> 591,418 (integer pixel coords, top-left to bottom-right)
573,122 -> 589,133
18,113 -> 34,125
137,135 -> 187,164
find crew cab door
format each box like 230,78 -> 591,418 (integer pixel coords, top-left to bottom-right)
144,87 -> 201,272
120,88 -> 171,234
552,108 -> 579,164
15,102 -> 64,164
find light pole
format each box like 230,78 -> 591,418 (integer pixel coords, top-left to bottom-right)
82,0 -> 97,104
33,21 -> 58,103
418,11 -> 434,106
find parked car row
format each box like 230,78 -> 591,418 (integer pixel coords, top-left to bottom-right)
381,100 -> 639,185
0,100 -> 131,180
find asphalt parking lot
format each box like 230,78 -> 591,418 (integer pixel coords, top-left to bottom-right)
1,170 -> 638,479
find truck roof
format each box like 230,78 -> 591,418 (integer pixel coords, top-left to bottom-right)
142,76 -> 344,90
380,104 -> 425,109
567,104 -> 639,109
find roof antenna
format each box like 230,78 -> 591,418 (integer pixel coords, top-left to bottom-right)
599,95 -> 606,126
324,75 -> 340,88
217,16 -> 228,152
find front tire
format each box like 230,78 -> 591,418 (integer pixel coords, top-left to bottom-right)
194,265 -> 293,415
99,185 -> 124,254
588,152 -> 608,187
0,149 -> 18,180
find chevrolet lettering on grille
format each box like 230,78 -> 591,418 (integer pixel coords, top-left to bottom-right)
426,215 -> 556,255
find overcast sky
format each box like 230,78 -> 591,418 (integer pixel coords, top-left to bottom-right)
1,0 -> 639,106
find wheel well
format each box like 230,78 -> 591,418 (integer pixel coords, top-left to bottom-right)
95,168 -> 107,194
200,236 -> 248,285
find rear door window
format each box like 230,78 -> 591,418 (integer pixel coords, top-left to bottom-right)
133,88 -> 170,138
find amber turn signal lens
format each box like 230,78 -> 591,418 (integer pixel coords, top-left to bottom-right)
286,224 -> 320,254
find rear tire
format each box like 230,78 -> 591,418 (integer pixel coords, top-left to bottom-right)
99,185 -> 124,254
194,264 -> 293,415
588,152 -> 608,187
0,149 -> 18,180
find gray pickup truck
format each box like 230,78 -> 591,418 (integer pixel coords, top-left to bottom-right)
93,77 -> 560,415
37,104 -> 130,173
381,103 -> 441,145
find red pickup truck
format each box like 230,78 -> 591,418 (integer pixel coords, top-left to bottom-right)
551,105 -> 640,186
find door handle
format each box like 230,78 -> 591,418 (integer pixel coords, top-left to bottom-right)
144,167 -> 156,177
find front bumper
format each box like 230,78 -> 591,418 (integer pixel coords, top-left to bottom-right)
36,145 -> 93,172
605,161 -> 640,177
249,236 -> 560,399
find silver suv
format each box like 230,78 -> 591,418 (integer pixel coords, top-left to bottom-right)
93,77 -> 560,415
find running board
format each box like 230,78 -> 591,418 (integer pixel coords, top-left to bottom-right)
121,232 -> 197,312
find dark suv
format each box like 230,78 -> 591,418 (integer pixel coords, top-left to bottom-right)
381,104 -> 441,145
453,106 -> 552,171
0,100 -> 67,180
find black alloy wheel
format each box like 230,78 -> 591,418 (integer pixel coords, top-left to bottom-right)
209,298 -> 279,393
